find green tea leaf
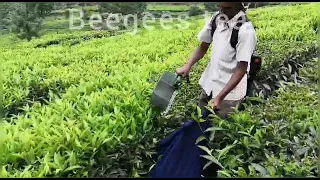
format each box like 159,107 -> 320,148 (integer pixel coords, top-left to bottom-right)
209,131 -> 215,141
195,136 -> 206,145
0,166 -> 8,178
203,161 -> 213,170
248,144 -> 261,149
248,125 -> 255,134
149,164 -> 156,172
205,127 -> 225,133
127,135 -> 134,140
238,167 -> 247,177
218,170 -> 231,177
55,169 -> 63,175
82,120 -> 89,129
266,166 -> 276,177
191,114 -> 199,123
296,147 -> 310,156
264,153 -> 270,159
53,153 -> 59,164
230,154 -> 242,168
122,128 -> 128,138
251,163 -> 268,176
75,138 -> 81,148
293,136 -> 299,144
262,83 -> 271,91
131,120 -> 137,136
243,137 -> 249,148
216,145 -> 235,160
246,96 -> 264,103
143,118 -> 150,132
11,153 -> 24,159
309,126 -> 316,137
238,131 -> 254,138
201,155 -> 224,169
288,63 -> 293,74
68,151 -> 77,166
197,106 -> 202,118
64,165 -> 82,172
198,145 -> 212,156
65,132 -> 70,142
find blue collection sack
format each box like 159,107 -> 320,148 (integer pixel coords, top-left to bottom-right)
150,109 -> 213,178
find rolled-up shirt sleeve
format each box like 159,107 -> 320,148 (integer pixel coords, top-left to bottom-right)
236,23 -> 257,63
197,12 -> 219,44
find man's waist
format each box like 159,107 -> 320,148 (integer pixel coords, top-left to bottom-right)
199,76 -> 247,100
203,86 -> 246,101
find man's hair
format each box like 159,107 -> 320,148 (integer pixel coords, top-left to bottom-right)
240,2 -> 251,11
236,3 -> 246,12
225,2 -> 250,12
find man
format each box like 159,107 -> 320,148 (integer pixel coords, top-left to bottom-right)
176,2 -> 257,118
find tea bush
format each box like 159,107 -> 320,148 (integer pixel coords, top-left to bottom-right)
200,66 -> 318,177
0,19 -> 204,177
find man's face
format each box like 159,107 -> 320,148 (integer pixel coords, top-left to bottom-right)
219,2 -> 240,20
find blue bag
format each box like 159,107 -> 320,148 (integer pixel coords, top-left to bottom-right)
150,109 -> 213,178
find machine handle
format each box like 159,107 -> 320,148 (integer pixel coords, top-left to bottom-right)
176,74 -> 190,83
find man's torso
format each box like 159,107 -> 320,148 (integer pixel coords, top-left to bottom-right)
198,11 -> 256,100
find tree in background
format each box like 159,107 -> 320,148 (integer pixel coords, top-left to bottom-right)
97,2 -> 147,30
98,2 -> 147,17
188,6 -> 204,16
252,2 -> 270,8
28,2 -> 54,18
4,2 -> 54,41
0,3 -> 13,33
203,2 -> 219,12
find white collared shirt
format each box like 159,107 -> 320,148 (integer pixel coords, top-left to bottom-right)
197,10 -> 257,100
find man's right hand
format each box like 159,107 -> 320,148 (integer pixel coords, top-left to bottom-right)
176,41 -> 210,77
176,64 -> 191,77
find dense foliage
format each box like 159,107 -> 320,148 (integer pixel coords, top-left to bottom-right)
98,2 -> 147,17
0,18 -> 204,177
193,58 -> 318,177
203,2 -> 219,12
188,6 -> 204,16
2,2 -> 54,41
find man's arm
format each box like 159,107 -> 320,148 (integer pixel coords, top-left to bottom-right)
176,13 -> 217,76
185,42 -> 210,68
215,61 -> 247,101
186,12 -> 216,68
176,42 -> 210,76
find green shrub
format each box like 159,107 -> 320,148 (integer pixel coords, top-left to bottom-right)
204,2 -> 218,12
188,6 -> 204,16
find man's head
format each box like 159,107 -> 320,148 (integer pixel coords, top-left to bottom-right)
219,2 -> 245,20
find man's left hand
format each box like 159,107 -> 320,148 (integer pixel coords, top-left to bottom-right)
211,96 -> 223,110
211,61 -> 248,111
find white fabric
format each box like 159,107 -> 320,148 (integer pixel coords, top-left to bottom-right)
197,10 -> 257,100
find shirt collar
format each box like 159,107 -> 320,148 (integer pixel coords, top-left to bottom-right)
227,10 -> 245,28
218,10 -> 246,29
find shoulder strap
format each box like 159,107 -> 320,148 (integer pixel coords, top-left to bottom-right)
230,15 -> 249,49
210,13 -> 251,49
210,12 -> 220,38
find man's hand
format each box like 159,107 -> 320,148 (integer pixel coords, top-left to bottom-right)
210,96 -> 223,110
176,64 -> 191,77
215,61 -> 248,102
176,42 -> 210,77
